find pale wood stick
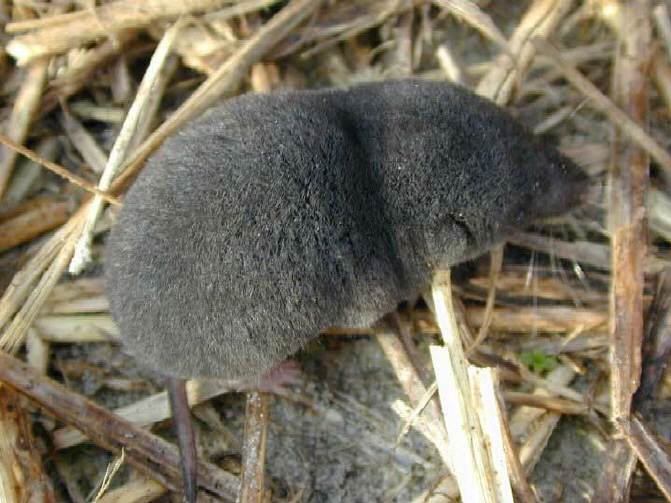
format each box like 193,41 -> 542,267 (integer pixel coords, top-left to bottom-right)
607,0 -> 651,425
620,415 -> 671,500
0,350 -> 239,500
0,385 -> 56,502
476,0 -> 574,105
6,0 -> 234,65
96,477 -> 167,503
0,133 -> 120,205
430,270 -> 513,503
0,197 -> 70,253
533,37 -> 671,175
0,57 -> 48,198
239,392 -> 270,502
432,0 -> 508,51
69,19 -> 183,274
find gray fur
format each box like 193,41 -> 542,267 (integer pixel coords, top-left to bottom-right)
105,79 -> 588,379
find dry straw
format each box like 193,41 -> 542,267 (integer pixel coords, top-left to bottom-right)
0,0 -> 670,501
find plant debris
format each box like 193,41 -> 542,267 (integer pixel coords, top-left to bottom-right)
0,0 -> 670,501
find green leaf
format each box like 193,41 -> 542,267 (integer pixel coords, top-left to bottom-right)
520,350 -> 559,374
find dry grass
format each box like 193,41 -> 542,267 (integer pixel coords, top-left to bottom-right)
0,0 -> 670,501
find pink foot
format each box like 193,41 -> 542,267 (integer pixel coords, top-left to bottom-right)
226,360 -> 303,393
257,360 -> 303,393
